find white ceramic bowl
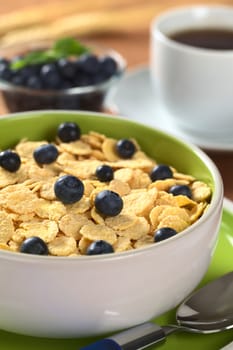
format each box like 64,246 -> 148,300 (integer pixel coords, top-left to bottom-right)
0,110 -> 223,338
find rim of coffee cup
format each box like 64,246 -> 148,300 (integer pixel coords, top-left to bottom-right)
151,5 -> 233,55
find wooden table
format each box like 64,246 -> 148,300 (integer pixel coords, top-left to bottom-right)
0,0 -> 233,200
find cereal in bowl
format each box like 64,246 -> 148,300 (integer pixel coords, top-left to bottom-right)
0,122 -> 212,256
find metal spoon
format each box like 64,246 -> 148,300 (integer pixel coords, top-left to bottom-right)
81,271 -> 233,350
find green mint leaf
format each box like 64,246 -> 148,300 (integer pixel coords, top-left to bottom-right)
11,51 -> 55,70
11,60 -> 26,70
53,37 -> 90,56
10,37 -> 90,70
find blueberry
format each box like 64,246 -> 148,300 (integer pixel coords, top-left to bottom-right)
61,80 -> 73,90
40,62 -> 57,75
74,71 -> 93,87
154,227 -> 177,242
11,74 -> 25,86
11,65 -> 43,89
116,139 -> 136,159
40,63 -> 62,89
33,144 -> 59,164
94,190 -> 123,216
150,164 -> 173,181
92,71 -> 107,85
86,240 -> 114,255
58,58 -> 77,79
79,54 -> 100,74
21,65 -> 41,81
99,55 -> 117,78
168,185 -> 192,198
26,75 -> 43,89
74,61 -> 93,85
20,236 -> 48,255
19,66 -> 32,80
0,150 -> 21,172
95,164 -> 114,182
54,175 -> 84,204
57,122 -> 81,142
0,62 -> 12,81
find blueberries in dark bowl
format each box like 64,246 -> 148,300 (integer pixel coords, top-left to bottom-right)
0,38 -> 126,112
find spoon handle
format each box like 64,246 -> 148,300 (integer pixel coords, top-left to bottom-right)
80,322 -> 167,350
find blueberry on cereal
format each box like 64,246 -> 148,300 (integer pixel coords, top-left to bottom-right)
95,164 -> 114,182
54,175 -> 84,204
94,190 -> 123,216
86,240 -> 114,255
116,139 -> 136,159
33,144 -> 58,164
57,122 -> 81,142
168,184 -> 192,199
150,164 -> 173,181
154,227 -> 177,242
20,236 -> 49,255
0,149 -> 21,172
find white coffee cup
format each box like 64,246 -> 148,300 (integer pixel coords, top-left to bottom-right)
150,5 -> 233,141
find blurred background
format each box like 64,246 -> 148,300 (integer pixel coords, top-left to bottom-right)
0,0 -> 232,69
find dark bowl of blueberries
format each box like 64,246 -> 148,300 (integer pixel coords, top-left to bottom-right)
0,37 -> 126,112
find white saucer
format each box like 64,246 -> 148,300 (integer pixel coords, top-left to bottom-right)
107,66 -> 233,152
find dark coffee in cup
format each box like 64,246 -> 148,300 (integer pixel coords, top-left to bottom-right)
169,28 -> 233,50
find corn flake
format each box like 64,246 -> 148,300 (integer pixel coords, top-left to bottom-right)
59,213 -> 90,239
113,237 -> 132,252
80,223 -> 117,244
191,181 -> 212,202
0,211 -> 15,243
17,219 -> 58,243
117,217 -> 150,240
48,236 -> 77,256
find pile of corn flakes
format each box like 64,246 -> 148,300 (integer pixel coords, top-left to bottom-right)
0,127 -> 211,256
